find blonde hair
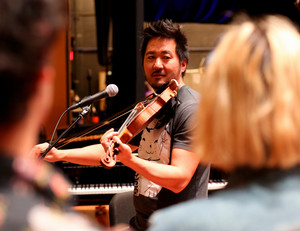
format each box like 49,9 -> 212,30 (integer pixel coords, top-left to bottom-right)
193,15 -> 300,172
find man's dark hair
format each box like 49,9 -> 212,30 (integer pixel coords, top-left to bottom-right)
141,19 -> 189,76
0,0 -> 66,125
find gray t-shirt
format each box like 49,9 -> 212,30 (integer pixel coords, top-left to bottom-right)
131,85 -> 210,231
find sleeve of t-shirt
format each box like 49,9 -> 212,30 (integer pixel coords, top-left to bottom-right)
171,101 -> 198,151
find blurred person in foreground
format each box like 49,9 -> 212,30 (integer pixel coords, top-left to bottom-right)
148,15 -> 300,231
0,0 -> 106,230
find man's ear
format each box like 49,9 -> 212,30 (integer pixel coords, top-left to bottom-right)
24,64 -> 56,137
181,58 -> 187,73
33,64 -> 56,119
38,64 -> 55,84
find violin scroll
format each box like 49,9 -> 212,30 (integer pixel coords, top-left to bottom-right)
100,151 -> 117,168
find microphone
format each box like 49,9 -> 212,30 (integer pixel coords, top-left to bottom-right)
68,84 -> 118,110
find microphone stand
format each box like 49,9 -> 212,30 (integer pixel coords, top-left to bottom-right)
39,105 -> 92,159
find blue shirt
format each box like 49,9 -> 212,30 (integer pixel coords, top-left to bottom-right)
148,167 -> 300,231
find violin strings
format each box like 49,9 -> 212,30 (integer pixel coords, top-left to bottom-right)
55,93 -> 158,149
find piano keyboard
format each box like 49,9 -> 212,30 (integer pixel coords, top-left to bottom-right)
69,183 -> 135,195
208,179 -> 228,191
69,180 -> 227,195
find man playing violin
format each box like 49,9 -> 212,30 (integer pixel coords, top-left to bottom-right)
33,19 -> 210,231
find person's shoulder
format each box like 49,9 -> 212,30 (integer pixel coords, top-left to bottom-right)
178,85 -> 200,103
179,84 -> 199,95
13,157 -> 71,203
148,198 -> 211,231
175,85 -> 200,114
149,174 -> 300,231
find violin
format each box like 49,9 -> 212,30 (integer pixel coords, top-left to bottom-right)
100,79 -> 179,168
40,79 -> 178,166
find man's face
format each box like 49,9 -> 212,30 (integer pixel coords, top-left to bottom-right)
143,37 -> 186,91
